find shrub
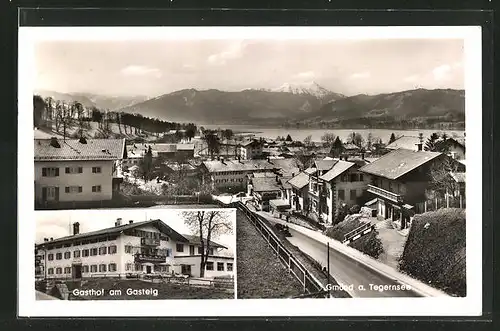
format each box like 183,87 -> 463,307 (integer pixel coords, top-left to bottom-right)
349,205 -> 361,214
325,216 -> 384,259
399,208 -> 465,296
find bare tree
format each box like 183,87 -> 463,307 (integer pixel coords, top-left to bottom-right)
303,134 -> 313,148
181,210 -> 233,278
320,132 -> 336,147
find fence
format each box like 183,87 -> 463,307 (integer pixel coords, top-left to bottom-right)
231,201 -> 330,298
342,222 -> 374,244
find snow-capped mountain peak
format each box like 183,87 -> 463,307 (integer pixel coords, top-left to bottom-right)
270,81 -> 333,98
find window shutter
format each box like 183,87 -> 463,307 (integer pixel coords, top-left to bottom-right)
92,186 -> 95,192
55,168 -> 59,176
42,168 -> 47,176
55,187 -> 59,200
42,187 -> 47,200
78,186 -> 82,193
65,167 -> 70,174
78,167 -> 83,173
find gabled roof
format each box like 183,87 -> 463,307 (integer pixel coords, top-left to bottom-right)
252,172 -> 277,178
359,149 -> 442,180
319,160 -> 356,182
386,136 -> 421,151
288,172 -> 310,189
36,219 -> 188,247
268,158 -> 301,177
304,167 -> 316,175
251,177 -> 282,192
240,139 -> 261,147
202,159 -> 276,173
279,177 -> 292,190
153,144 -> 177,153
314,159 -> 337,171
34,138 -> 125,161
343,143 -> 361,150
181,234 -> 227,249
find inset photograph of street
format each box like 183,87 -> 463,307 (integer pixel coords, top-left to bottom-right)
35,208 -> 235,300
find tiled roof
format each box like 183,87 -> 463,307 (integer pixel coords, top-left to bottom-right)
252,172 -> 277,178
153,144 -> 177,153
269,158 -> 301,177
251,177 -> 282,192
35,219 -> 188,247
304,167 -> 317,175
280,177 -> 292,190
182,234 -> 227,249
34,138 -> 125,161
288,172 -> 310,189
319,160 -> 355,182
202,159 -> 276,173
386,136 -> 421,151
360,149 -> 442,180
343,143 -> 361,150
314,159 -> 337,171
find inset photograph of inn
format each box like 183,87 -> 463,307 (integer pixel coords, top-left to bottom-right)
34,208 -> 236,300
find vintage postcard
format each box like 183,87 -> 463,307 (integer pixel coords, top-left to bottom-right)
18,26 -> 482,316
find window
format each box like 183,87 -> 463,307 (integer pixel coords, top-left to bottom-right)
48,268 -> 54,275
338,189 -> 345,200
198,246 -> 203,254
64,252 -> 71,259
176,244 -> 184,252
48,253 -> 54,261
99,264 -> 107,272
125,263 -> 133,271
90,248 -> 98,256
73,250 -> 80,258
65,166 -> 83,174
209,248 -> 214,255
92,185 -> 102,193
108,245 -> 117,254
64,267 -> 71,274
350,189 -> 356,201
206,262 -> 214,270
166,248 -> 172,257
359,174 -> 364,182
56,253 -> 62,260
83,265 -> 89,273
217,262 -> 224,271
92,167 -> 102,173
90,265 -> 97,273
350,174 -> 357,182
227,263 -> 233,272
125,245 -> 132,254
56,267 -> 62,274
82,249 -> 89,257
99,247 -> 107,255
108,263 -> 117,272
65,186 -> 83,194
42,167 -> 59,177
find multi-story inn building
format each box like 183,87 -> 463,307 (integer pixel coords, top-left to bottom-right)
238,139 -> 264,160
34,137 -> 126,207
359,146 -> 465,229
35,219 -> 234,280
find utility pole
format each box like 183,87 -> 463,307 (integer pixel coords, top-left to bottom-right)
327,241 -> 331,296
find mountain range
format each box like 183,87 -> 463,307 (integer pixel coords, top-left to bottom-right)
36,83 -> 465,128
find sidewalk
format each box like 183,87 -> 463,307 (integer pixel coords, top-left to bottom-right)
252,209 -> 449,298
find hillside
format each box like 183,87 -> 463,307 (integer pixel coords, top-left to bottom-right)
294,88 -> 465,129
36,90 -> 149,111
119,88 -> 325,125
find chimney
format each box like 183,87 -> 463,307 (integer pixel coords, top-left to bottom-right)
72,222 -> 80,235
115,218 -> 122,226
361,152 -> 365,160
49,137 -> 60,148
129,220 -> 134,224
417,143 -> 423,151
292,172 -> 295,178
78,137 -> 87,144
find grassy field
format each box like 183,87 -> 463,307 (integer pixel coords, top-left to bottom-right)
61,278 -> 233,300
399,208 -> 466,297
236,210 -> 304,299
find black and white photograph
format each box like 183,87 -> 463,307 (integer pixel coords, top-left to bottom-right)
35,209 -> 236,300
19,26 -> 482,317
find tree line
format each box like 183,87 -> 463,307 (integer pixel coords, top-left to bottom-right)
33,94 -> 197,140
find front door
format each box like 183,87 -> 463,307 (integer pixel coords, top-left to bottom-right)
181,265 -> 191,276
72,264 -> 82,279
146,266 -> 152,274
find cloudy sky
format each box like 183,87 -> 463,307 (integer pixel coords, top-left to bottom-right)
35,209 -> 236,254
35,39 -> 464,97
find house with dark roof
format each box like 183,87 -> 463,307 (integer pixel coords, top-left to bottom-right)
35,218 -> 234,280
34,137 -> 126,207
359,148 -> 464,229
287,172 -> 311,212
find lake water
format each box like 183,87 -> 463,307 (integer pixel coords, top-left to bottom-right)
202,124 -> 465,143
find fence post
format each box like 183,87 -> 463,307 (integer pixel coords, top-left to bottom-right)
460,195 -> 463,209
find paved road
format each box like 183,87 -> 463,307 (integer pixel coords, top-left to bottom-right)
264,217 -> 421,298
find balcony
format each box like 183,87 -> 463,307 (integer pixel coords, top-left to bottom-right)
141,238 -> 161,246
367,184 -> 403,203
134,253 -> 166,263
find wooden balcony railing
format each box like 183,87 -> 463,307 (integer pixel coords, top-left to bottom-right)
141,238 -> 161,246
367,184 -> 403,203
134,253 -> 166,263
